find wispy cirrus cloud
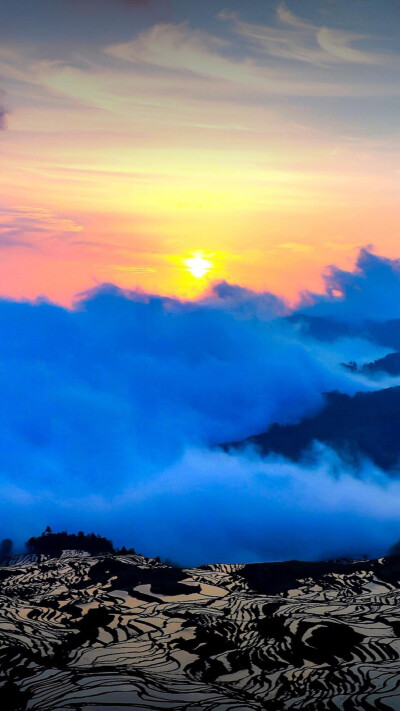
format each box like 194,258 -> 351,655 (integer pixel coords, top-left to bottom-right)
104,19 -> 392,99
0,206 -> 82,249
316,26 -> 386,66
105,21 -> 229,72
220,2 -> 388,67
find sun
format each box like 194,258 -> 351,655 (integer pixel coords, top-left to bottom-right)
184,252 -> 212,279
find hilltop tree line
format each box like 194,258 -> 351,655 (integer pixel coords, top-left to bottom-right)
1,528 -> 136,558
25,527 -> 116,555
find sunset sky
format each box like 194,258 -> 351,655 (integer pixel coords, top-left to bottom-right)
1,0 -> 400,304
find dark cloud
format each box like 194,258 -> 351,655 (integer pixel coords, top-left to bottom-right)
74,0 -> 149,6
0,85 -> 9,131
0,100 -> 7,130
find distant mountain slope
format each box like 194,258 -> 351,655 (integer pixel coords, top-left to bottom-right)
343,351 -> 400,377
288,313 -> 400,350
226,386 -> 400,471
287,313 -> 355,341
4,552 -> 400,709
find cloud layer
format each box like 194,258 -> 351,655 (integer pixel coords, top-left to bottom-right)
302,248 -> 400,323
1,249 -> 400,563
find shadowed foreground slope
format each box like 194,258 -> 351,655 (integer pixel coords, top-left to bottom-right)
3,552 -> 400,709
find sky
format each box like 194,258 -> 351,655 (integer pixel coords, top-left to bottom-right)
1,0 -> 400,303
3,1 -> 400,563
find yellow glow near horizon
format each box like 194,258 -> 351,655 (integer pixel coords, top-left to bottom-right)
184,253 -> 213,279
2,3 -> 400,308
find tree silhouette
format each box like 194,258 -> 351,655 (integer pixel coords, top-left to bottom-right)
26,530 -> 114,556
0,538 -> 13,556
389,539 -> 400,556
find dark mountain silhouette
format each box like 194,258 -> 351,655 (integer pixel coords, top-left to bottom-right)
287,314 -> 355,341
288,313 -> 400,350
343,351 -> 400,377
238,554 -> 400,596
226,386 -> 400,471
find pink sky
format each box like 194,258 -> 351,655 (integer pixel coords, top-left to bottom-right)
1,0 -> 400,304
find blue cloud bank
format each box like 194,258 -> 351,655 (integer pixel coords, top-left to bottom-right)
2,248 -> 400,564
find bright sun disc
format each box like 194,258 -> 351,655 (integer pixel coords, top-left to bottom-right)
185,253 -> 212,279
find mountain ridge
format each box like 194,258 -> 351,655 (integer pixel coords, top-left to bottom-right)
225,385 -> 400,471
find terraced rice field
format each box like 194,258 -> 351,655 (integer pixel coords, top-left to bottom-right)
2,552 -> 400,709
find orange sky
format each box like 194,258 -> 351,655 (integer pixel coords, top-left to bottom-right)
1,0 -> 400,305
